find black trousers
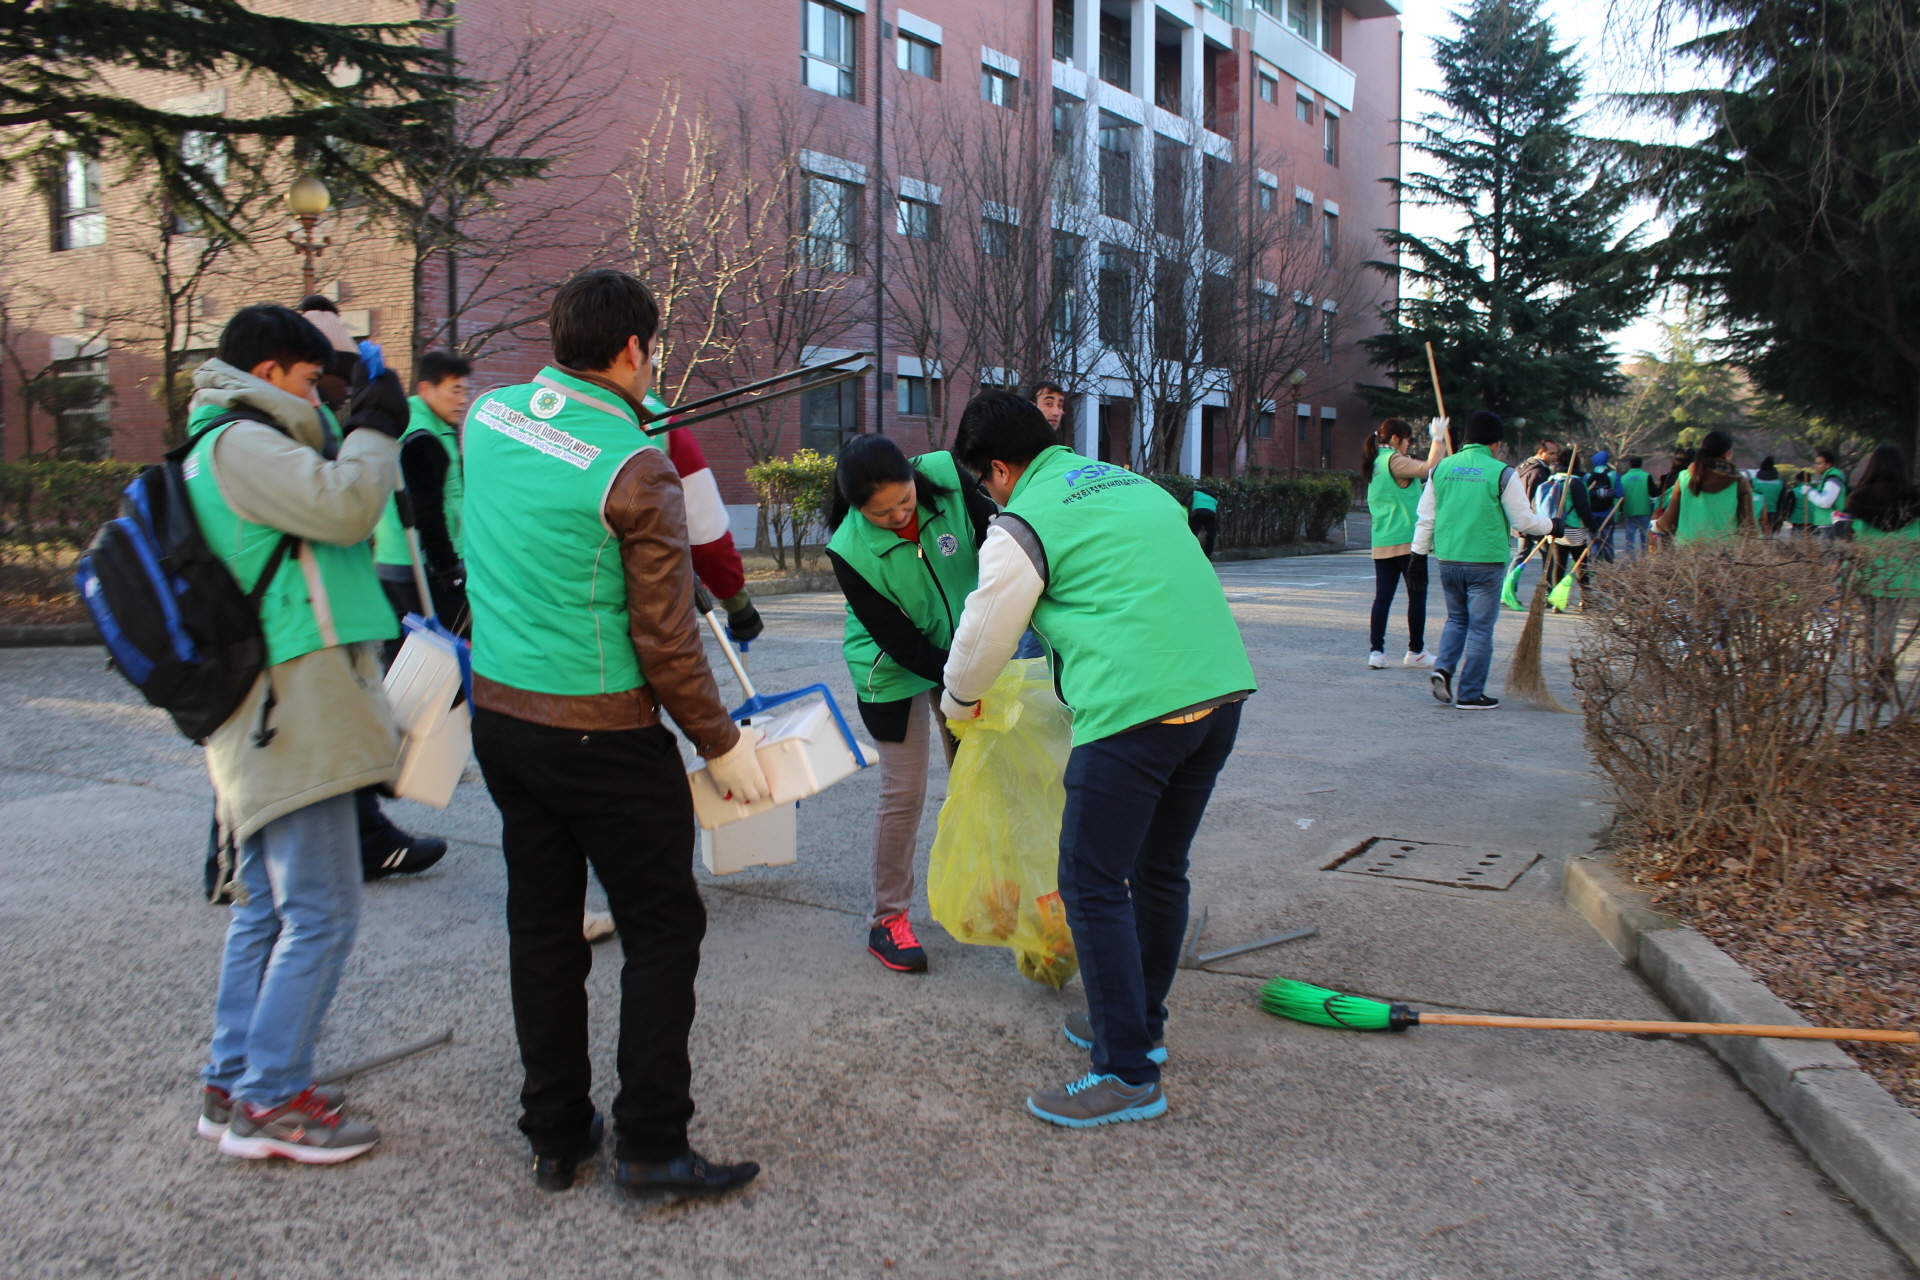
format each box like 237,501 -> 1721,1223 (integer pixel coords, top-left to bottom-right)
1189,508 -> 1218,558
1368,553 -> 1428,654
472,709 -> 705,1162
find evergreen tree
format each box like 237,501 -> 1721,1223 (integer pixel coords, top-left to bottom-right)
1359,0 -> 1652,442
1,0 -> 462,232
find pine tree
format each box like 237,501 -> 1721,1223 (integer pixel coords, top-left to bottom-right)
1358,0 -> 1651,442
1,0 -> 463,232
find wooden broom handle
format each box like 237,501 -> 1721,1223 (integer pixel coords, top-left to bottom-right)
1418,1012 -> 1918,1043
1424,341 -> 1448,424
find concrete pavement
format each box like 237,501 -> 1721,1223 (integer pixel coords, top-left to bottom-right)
0,551 -> 1906,1278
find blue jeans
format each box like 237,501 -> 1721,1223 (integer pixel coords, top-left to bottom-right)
1057,700 -> 1242,1087
1435,562 -> 1504,702
203,793 -> 363,1109
1621,514 -> 1650,558
1014,629 -> 1047,659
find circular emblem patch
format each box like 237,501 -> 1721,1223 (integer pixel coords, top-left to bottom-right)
937,533 -> 959,557
529,386 -> 565,420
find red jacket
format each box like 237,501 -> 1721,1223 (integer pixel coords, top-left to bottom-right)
663,427 -> 746,600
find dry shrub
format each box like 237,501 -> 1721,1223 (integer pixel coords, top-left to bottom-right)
1573,537 -> 1920,887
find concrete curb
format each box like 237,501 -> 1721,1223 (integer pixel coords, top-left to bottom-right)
1210,541 -> 1346,562
743,574 -> 840,598
0,623 -> 98,648
1564,855 -> 1920,1266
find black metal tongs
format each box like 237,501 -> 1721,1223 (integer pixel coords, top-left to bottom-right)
639,352 -> 876,435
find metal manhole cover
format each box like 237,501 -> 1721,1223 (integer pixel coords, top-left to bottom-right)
1324,836 -> 1540,890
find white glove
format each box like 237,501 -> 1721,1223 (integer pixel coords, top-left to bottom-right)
707,726 -> 770,804
940,688 -> 982,723
1433,415 -> 1450,444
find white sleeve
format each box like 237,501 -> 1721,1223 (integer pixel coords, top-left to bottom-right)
1502,469 -> 1553,537
1411,479 -> 1438,555
677,464 -> 732,544
942,522 -> 1043,705
1810,478 -> 1842,511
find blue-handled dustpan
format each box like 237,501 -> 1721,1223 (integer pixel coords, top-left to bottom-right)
696,596 -> 867,770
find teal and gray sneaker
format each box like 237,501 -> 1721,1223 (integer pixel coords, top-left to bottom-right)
1062,1011 -> 1167,1065
1027,1073 -> 1167,1128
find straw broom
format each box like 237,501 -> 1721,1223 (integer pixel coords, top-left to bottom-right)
1504,445 -> 1577,712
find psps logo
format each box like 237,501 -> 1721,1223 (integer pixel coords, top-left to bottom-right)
936,533 -> 959,556
1064,463 -> 1119,487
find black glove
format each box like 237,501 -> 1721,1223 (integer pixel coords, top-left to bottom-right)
726,600 -> 765,644
429,562 -> 469,636
345,366 -> 408,439
1550,518 -> 1566,540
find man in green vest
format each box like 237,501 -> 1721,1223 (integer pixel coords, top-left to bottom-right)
1792,447 -> 1849,538
185,304 -> 409,1165
463,268 -> 767,1199
941,390 -> 1256,1129
1617,455 -> 1653,558
1411,410 -> 1554,709
1188,487 -> 1219,557
372,349 -> 472,633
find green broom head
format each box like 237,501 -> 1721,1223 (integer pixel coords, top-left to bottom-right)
1258,976 -> 1418,1032
1547,571 -> 1575,612
1501,565 -> 1524,611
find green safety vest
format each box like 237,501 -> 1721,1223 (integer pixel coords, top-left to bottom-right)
1003,446 -> 1255,746
1619,469 -> 1652,517
1190,490 -> 1218,515
373,397 -> 465,566
1430,444 -> 1513,564
1367,447 -> 1421,548
181,403 -> 397,667
1809,466 -> 1847,526
1751,477 -> 1783,515
1559,476 -> 1585,531
1672,478 -> 1742,544
462,366 -> 659,696
1856,519 -> 1920,598
826,451 -> 981,703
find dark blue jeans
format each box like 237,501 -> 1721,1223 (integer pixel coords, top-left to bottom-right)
1058,700 -> 1243,1087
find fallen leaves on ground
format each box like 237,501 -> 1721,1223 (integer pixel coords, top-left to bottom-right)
1620,725 -> 1920,1113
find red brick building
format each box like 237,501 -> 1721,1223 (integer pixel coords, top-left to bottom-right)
0,0 -> 1401,518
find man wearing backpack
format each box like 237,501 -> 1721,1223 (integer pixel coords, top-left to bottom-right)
1585,450 -> 1620,563
186,304 -> 410,1164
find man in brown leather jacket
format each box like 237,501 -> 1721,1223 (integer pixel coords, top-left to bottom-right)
463,268 -> 769,1199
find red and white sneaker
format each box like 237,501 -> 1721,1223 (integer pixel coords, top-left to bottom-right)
199,1082 -> 344,1140
867,913 -> 928,973
218,1085 -> 379,1164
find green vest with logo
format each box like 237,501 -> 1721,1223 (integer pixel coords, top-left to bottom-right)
1810,466 -> 1847,526
1003,446 -> 1256,746
1190,489 -> 1218,515
373,397 -> 465,567
1673,478 -> 1741,544
181,404 -> 397,667
1430,444 -> 1513,564
1751,476 -> 1782,515
462,367 -> 658,696
1368,447 -> 1421,548
826,451 -> 981,704
1619,468 -> 1652,516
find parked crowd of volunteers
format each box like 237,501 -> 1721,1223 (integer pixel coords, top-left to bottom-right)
169,266 -> 1253,1199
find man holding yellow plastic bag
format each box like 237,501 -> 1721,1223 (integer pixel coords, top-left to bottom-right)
941,392 -> 1256,1129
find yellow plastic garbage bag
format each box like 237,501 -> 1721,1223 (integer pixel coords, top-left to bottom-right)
928,658 -> 1078,988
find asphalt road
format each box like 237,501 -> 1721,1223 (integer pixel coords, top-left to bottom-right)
0,550 -> 1906,1278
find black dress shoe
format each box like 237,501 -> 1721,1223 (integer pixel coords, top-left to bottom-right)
363,836 -> 448,882
532,1112 -> 603,1192
613,1149 -> 760,1199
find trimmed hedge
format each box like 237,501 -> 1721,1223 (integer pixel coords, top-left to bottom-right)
0,460 -> 139,550
1149,472 -> 1354,548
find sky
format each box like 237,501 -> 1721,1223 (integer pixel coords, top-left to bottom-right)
1394,0 -> 1708,360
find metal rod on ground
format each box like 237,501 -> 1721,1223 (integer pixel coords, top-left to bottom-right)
1196,925 -> 1319,967
1177,905 -> 1211,969
315,1029 -> 454,1085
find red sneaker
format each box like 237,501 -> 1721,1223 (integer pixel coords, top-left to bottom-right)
867,913 -> 928,972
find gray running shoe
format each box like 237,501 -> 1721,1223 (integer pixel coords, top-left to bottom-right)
199,1083 -> 344,1140
1027,1072 -> 1167,1128
218,1086 -> 379,1164
1061,1011 -> 1167,1064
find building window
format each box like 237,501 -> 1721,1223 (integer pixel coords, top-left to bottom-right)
1099,11 -> 1130,88
1296,93 -> 1313,124
803,1 -> 857,99
1050,232 -> 1083,339
1052,94 -> 1078,206
1153,260 -> 1186,359
897,375 -> 931,416
1054,0 -> 1074,63
898,33 -> 937,78
1321,1 -> 1339,54
1323,209 -> 1338,264
53,352 -> 112,459
1321,308 -> 1334,362
981,213 -> 1017,258
52,153 -> 104,250
982,65 -> 1017,106
1255,410 -> 1274,439
1294,195 -> 1312,228
1256,292 -> 1275,323
896,196 -> 937,240
1258,72 -> 1277,103
802,176 -> 858,272
801,374 -> 858,453
1098,119 -> 1133,223
1325,112 -> 1340,165
1154,138 -> 1187,238
1297,407 -> 1310,443
1258,184 -> 1274,212
1320,413 -> 1334,468
1294,298 -> 1314,330
1287,0 -> 1312,40
1098,244 -> 1135,351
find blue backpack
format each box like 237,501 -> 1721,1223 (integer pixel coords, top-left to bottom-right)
75,409 -> 298,743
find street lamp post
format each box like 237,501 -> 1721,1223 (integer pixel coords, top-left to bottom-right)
285,176 -> 332,298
